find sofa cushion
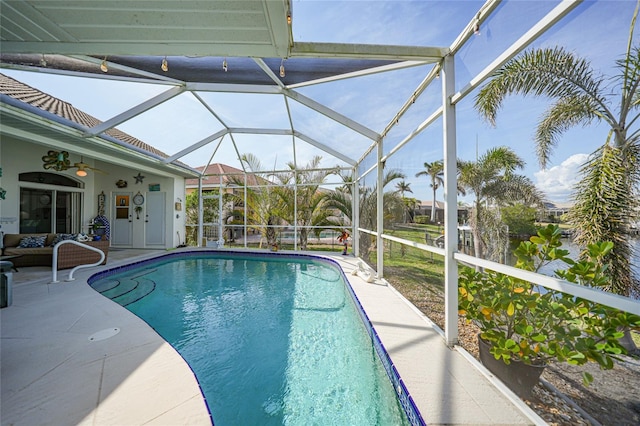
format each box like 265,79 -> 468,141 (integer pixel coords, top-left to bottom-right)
18,235 -> 47,248
4,247 -> 53,256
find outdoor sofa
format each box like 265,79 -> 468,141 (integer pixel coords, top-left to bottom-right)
2,233 -> 109,269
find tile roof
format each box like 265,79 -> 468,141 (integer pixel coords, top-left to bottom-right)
419,200 -> 445,209
0,72 -> 170,160
185,163 -> 267,186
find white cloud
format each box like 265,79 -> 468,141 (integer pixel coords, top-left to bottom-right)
534,154 -> 589,203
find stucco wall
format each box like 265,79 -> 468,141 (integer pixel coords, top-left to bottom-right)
0,137 -> 186,249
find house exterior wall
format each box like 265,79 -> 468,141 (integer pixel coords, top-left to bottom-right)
0,137 -> 186,249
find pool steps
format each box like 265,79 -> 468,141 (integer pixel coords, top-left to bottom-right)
90,268 -> 157,307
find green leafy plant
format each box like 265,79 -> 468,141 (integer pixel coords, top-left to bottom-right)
458,224 -> 640,385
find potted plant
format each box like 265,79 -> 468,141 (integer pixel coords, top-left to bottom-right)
458,224 -> 640,397
90,222 -> 102,240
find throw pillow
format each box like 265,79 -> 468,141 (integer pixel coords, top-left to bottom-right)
18,235 -> 47,248
51,233 -> 77,246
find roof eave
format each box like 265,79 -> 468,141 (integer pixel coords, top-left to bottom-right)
0,97 -> 200,178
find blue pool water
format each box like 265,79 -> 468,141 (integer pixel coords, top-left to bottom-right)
89,252 -> 419,425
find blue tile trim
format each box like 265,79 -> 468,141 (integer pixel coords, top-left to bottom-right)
87,250 -> 426,426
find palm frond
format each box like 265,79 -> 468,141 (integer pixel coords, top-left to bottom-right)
616,45 -> 640,134
569,143 -> 640,296
478,146 -> 524,179
476,48 -> 608,126
535,96 -> 601,167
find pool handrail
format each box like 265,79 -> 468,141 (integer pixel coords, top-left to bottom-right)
51,240 -> 106,283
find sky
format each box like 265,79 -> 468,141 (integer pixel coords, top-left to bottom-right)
3,0 -> 639,205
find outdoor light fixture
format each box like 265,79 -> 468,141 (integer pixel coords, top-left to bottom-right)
76,168 -> 88,177
161,56 -> 169,72
40,54 -> 47,67
100,57 -> 108,72
279,59 -> 286,78
287,13 -> 292,25
223,58 -> 228,72
473,13 -> 481,35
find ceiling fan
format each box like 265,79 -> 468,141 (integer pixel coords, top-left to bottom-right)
42,151 -> 106,176
71,156 -> 107,176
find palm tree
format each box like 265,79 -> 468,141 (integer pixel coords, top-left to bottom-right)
474,7 -> 640,297
273,155 -> 337,250
458,147 -> 543,262
228,153 -> 282,248
415,161 -> 444,222
395,180 -> 413,223
184,190 -> 222,245
325,170 -> 406,261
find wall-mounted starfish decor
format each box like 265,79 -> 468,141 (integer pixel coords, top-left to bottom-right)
134,173 -> 145,184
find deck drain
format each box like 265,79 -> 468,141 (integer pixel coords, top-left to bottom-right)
89,328 -> 120,342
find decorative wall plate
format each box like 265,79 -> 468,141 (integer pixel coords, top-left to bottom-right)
133,191 -> 145,205
39,194 -> 51,205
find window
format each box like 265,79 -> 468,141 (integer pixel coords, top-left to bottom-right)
19,172 -> 83,234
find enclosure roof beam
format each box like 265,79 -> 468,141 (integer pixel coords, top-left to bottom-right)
290,42 -> 448,61
285,89 -> 380,141
164,129 -> 228,163
288,60 -> 430,89
227,127 -> 292,136
293,131 -> 356,166
451,0 -> 582,105
84,85 -> 186,136
186,82 -> 282,94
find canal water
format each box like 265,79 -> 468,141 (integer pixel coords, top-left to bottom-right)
511,237 -> 640,280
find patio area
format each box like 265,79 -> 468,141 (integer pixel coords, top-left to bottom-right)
1,248 -> 542,425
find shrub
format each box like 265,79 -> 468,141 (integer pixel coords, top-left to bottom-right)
458,224 -> 640,385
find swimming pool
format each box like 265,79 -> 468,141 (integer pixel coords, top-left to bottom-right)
89,251 -> 424,425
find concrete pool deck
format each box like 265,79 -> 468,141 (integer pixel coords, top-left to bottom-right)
1,248 -> 543,425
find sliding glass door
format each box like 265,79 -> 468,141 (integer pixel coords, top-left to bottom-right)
19,188 -> 82,234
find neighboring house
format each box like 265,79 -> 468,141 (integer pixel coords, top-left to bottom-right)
185,163 -> 274,243
0,73 -> 198,249
185,163 -> 267,194
416,200 -> 445,223
541,202 -> 572,222
415,200 -> 469,224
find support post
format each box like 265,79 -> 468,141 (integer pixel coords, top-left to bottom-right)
353,166 -> 360,257
442,54 -> 459,346
244,174 -> 248,248
376,138 -> 384,278
217,176 -> 224,248
197,177 -> 203,247
294,170 -> 298,251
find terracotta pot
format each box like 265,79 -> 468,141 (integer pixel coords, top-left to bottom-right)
477,335 -> 545,398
